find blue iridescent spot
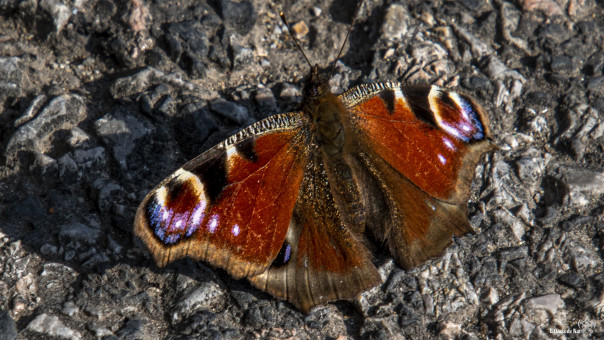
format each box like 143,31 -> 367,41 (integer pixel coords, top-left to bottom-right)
458,97 -> 485,141
147,199 -> 182,245
283,244 -> 291,263
145,190 -> 208,245
437,154 -> 447,165
207,214 -> 219,233
231,224 -> 240,236
272,242 -> 292,267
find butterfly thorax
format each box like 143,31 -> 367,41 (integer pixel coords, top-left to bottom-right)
300,65 -> 347,156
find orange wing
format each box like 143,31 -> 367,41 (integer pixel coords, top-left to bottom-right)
134,113 -> 310,278
248,151 -> 380,312
340,83 -> 494,268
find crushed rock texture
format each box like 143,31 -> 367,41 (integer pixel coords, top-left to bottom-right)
1,0 -> 603,338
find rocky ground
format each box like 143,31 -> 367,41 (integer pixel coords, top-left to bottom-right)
1,0 -> 603,339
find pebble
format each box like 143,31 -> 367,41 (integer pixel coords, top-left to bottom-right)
499,246 -> 528,262
550,55 -> 576,74
61,301 -> 79,317
171,281 -> 226,324
558,272 -> 584,289
519,0 -> 563,17
567,244 -> 600,271
508,318 -> 535,339
0,56 -> 21,101
525,294 -> 564,314
279,83 -> 301,105
231,43 -> 253,68
539,23 -> 571,44
26,313 -> 81,339
0,310 -> 17,340
438,321 -> 462,338
254,87 -> 277,116
116,319 -> 146,339
209,98 -> 249,125
561,215 -> 593,231
177,102 -> 217,149
555,166 -> 604,207
311,6 -> 322,17
58,222 -> 100,249
292,21 -> 309,39
165,21 -> 210,77
515,151 -> 545,184
94,109 -> 151,170
40,243 -> 59,256
109,67 -> 200,99
14,94 -> 46,127
220,0 -> 256,35
382,4 -> 409,41
5,94 -> 87,173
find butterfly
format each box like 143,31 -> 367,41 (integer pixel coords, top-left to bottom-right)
133,5 -> 494,313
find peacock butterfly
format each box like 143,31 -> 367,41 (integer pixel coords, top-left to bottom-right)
134,3 -> 494,312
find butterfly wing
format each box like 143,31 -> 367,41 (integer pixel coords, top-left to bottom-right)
135,110 -> 380,311
340,83 -> 494,269
248,150 -> 380,313
134,113 -> 310,279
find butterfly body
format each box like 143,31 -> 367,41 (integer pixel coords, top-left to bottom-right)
134,61 -> 494,311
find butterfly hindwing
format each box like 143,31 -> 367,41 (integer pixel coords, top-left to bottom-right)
340,83 -> 494,268
134,113 -> 311,278
248,150 -> 380,313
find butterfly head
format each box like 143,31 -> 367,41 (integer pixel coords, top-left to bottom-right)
302,64 -> 329,99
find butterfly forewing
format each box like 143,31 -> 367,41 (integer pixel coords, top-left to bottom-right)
134,113 -> 311,278
339,83 -> 494,268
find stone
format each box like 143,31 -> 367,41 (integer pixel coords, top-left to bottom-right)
171,281 -> 226,324
58,222 -> 100,248
220,0 -> 256,35
558,272 -> 583,289
116,319 -> 146,339
567,244 -> 600,271
175,102 -> 217,155
554,166 -> 604,207
515,151 -> 545,185
231,42 -> 253,68
39,0 -> 72,34
382,4 -> 410,41
26,313 -> 81,339
0,310 -> 17,340
61,301 -> 79,317
165,21 -> 210,77
209,98 -> 249,125
254,87 -> 277,117
292,21 -> 309,39
550,55 -> 576,74
0,56 -> 22,105
525,294 -> 564,314
40,243 -> 59,256
498,246 -> 528,262
5,94 -> 87,173
508,318 -> 535,338
109,67 -> 201,100
93,178 -> 123,213
94,108 -> 150,169
519,0 -> 564,17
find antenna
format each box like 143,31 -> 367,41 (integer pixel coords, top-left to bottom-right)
280,11 -> 313,69
329,0 -> 364,77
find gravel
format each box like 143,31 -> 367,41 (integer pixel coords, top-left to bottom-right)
1,0 -> 603,338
